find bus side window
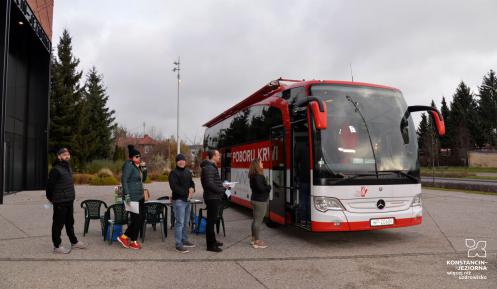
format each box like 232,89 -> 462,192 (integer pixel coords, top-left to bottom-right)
282,87 -> 306,108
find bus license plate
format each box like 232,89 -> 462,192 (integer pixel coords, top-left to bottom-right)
370,218 -> 394,227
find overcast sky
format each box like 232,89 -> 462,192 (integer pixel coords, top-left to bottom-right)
52,0 -> 497,144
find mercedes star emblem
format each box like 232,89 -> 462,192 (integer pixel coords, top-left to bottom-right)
377,199 -> 386,209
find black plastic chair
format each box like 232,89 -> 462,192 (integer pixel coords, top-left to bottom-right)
216,201 -> 229,236
101,203 -> 129,245
142,202 -> 167,242
196,201 -> 227,236
81,200 -> 108,236
158,196 -> 175,228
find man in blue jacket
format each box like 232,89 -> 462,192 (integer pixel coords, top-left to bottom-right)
169,153 -> 196,253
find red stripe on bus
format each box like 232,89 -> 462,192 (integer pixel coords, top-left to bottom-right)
230,195 -> 252,209
269,211 -> 285,224
311,216 -> 422,232
231,195 -> 286,225
306,107 -> 314,169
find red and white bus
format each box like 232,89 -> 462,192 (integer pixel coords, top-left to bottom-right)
203,79 -> 445,232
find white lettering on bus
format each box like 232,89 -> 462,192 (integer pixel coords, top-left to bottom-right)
233,146 -> 272,163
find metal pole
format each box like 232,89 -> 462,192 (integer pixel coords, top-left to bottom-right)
173,57 -> 181,155
431,120 -> 435,185
177,63 -> 180,155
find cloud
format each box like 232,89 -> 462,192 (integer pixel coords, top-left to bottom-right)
52,0 -> 497,143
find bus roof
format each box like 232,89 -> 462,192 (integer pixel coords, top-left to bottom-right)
203,78 -> 399,128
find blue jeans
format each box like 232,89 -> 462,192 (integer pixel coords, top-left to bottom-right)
173,199 -> 190,247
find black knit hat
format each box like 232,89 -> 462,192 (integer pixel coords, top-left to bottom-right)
57,148 -> 69,155
176,153 -> 186,162
127,145 -> 141,158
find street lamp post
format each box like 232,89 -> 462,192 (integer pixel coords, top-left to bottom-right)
173,57 -> 181,155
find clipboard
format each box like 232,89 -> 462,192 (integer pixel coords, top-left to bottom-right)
124,201 -> 140,214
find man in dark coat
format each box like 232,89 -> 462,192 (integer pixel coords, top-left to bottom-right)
200,150 -> 228,252
169,153 -> 196,253
46,148 -> 86,254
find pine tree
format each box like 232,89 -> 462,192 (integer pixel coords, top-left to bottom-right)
72,100 -> 97,166
427,100 -> 440,164
439,96 -> 451,148
83,67 -> 116,160
417,113 -> 428,150
450,81 -> 479,163
49,29 -> 84,167
478,69 -> 497,147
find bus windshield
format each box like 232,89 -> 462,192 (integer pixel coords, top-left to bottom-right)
310,84 -> 419,182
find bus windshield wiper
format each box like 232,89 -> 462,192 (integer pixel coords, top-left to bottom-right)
345,95 -> 379,179
332,173 -> 378,184
379,170 -> 419,182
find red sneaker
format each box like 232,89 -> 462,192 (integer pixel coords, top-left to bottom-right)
117,235 -> 129,248
129,241 -> 141,250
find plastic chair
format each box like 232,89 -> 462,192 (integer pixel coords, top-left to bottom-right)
80,200 -> 108,236
141,202 -> 167,242
216,201 -> 229,236
196,201 -> 226,236
101,203 -> 129,245
158,196 -> 175,228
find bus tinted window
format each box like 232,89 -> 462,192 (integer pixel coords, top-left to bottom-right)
204,106 -> 283,150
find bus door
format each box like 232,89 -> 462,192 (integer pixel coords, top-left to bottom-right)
291,119 -> 311,228
268,125 -> 286,224
220,148 -> 231,181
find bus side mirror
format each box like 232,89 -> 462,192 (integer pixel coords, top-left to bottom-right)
296,96 -> 327,129
403,105 -> 446,136
429,110 -> 445,136
310,101 -> 327,129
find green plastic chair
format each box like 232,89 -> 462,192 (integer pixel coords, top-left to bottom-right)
102,203 -> 128,245
141,202 -> 168,242
80,200 -> 108,236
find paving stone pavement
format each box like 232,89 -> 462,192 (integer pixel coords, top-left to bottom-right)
0,181 -> 496,288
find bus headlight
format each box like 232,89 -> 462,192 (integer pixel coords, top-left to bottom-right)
411,194 -> 422,207
314,197 -> 344,212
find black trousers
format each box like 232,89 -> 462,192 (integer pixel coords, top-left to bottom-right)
125,199 -> 145,241
52,201 -> 78,248
205,199 -> 221,248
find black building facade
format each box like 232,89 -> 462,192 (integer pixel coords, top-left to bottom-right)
0,0 -> 51,203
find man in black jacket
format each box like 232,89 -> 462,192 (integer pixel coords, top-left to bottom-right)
46,148 -> 86,254
169,154 -> 196,253
200,150 -> 227,252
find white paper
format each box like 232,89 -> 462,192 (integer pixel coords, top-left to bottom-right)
124,201 -> 140,214
225,189 -> 232,198
223,181 -> 238,188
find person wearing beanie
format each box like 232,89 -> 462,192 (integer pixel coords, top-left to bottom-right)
117,145 -> 147,250
169,153 -> 196,253
46,148 -> 87,254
